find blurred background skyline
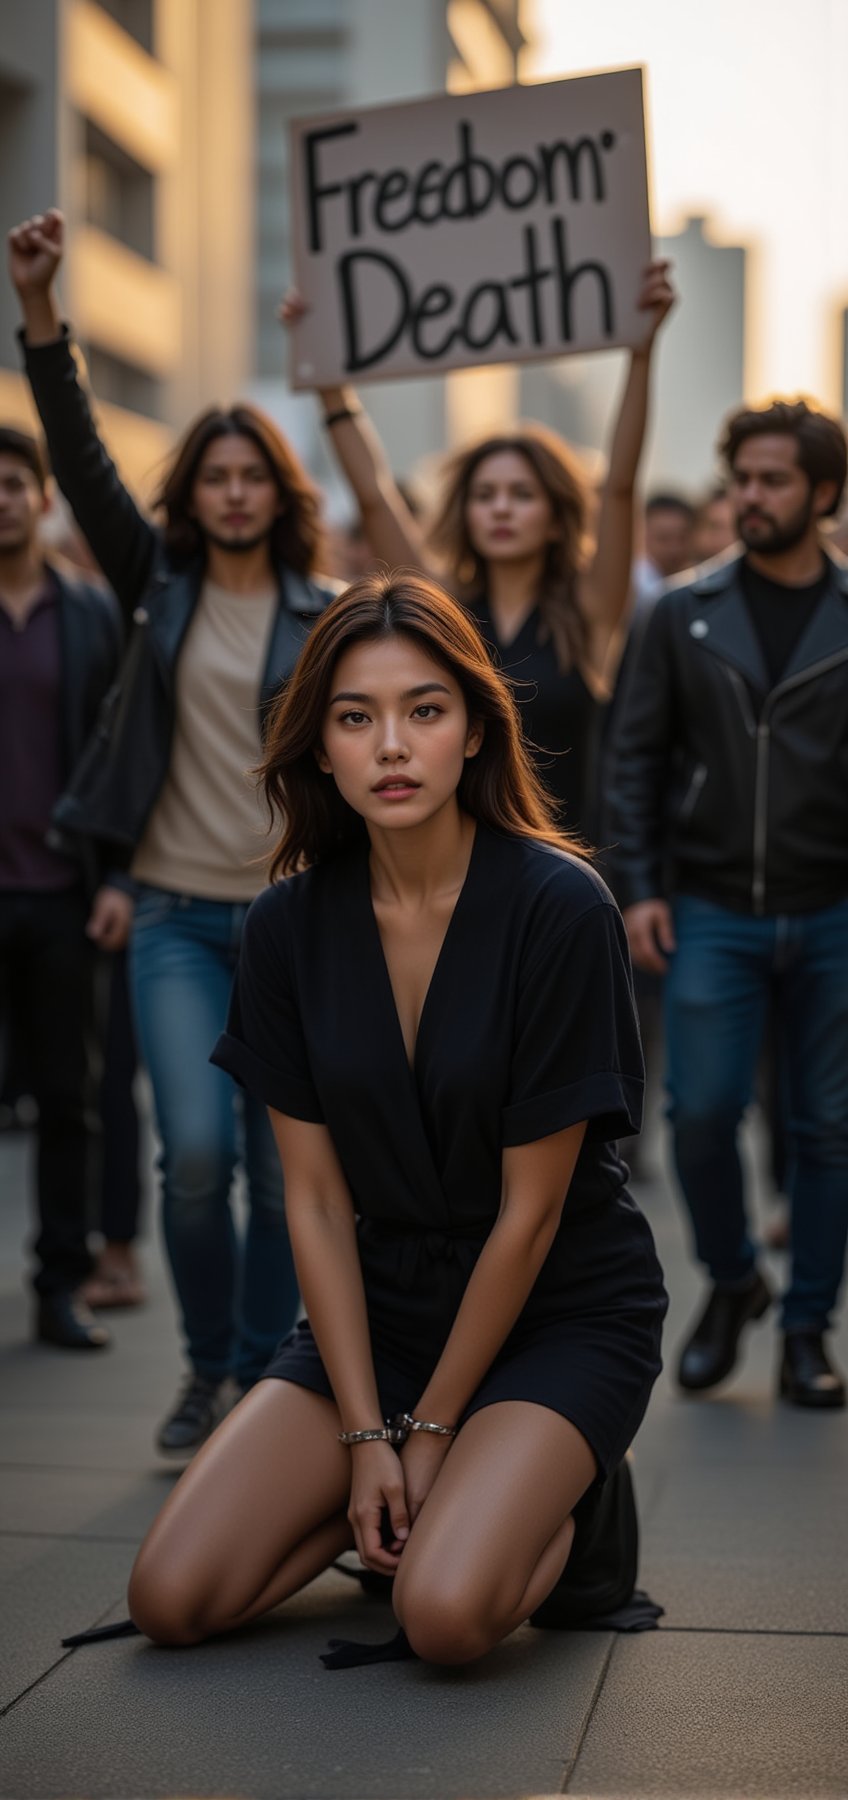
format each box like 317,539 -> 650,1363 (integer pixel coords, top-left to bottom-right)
1,0 -> 845,525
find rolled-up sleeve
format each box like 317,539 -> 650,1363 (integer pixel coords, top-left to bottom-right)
211,891 -> 324,1122
502,902 -> 644,1148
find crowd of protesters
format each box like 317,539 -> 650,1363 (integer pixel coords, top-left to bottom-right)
2,199 -> 847,1481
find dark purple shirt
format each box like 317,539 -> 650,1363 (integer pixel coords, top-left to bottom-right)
0,578 -> 79,891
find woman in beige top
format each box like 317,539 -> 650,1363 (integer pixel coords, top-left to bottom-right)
11,207 -> 338,1459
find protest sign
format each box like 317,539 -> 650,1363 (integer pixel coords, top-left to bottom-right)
289,68 -> 652,388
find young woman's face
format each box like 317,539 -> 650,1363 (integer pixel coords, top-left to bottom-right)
318,634 -> 483,832
190,432 -> 281,552
464,449 -> 556,567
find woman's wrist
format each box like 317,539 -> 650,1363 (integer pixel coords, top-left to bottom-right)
409,1397 -> 460,1432
338,1412 -> 457,1447
400,1412 -> 456,1438
320,384 -> 360,421
338,1422 -> 404,1446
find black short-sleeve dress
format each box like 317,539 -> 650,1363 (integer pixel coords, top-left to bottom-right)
212,824 -> 667,1476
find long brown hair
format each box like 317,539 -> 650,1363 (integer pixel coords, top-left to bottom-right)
428,426 -> 592,673
156,404 -> 324,571
260,570 -> 586,878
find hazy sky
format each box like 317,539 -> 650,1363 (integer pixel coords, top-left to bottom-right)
527,0 -> 848,407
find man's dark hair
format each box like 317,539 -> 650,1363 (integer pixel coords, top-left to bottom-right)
156,403 -> 323,571
720,400 -> 848,517
645,492 -> 696,522
0,426 -> 47,490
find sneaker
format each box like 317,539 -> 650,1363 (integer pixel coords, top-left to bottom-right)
156,1374 -> 225,1456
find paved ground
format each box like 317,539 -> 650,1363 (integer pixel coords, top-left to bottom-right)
1,1113 -> 846,1800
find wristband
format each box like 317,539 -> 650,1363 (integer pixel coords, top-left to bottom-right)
322,406 -> 361,428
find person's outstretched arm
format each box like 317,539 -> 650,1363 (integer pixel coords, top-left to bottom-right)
280,294 -> 427,572
8,209 -> 157,616
579,260 -> 676,685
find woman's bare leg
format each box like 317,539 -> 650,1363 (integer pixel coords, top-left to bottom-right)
393,1401 -> 597,1665
128,1380 -> 353,1644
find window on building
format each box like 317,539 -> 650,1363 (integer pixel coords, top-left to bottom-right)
83,119 -> 155,261
85,345 -> 163,420
93,0 -> 154,54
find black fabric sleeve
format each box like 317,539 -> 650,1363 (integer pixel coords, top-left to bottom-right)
21,327 -> 156,619
211,894 -> 325,1122
503,902 -> 644,1148
606,594 -> 677,909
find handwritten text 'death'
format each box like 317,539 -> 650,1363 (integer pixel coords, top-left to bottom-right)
289,71 -> 652,388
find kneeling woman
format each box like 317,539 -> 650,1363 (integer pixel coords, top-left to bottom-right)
128,572 -> 667,1666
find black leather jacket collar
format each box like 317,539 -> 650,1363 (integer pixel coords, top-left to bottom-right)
609,550 -> 848,916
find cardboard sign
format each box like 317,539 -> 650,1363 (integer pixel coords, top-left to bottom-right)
289,68 -> 651,388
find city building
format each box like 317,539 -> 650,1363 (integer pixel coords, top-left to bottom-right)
0,0 -> 254,501
250,0 -> 528,512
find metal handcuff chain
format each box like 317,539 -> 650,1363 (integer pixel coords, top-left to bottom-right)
338,1413 -> 456,1447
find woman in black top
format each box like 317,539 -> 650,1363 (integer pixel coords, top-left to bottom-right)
127,572 -> 666,1666
284,260 -> 675,834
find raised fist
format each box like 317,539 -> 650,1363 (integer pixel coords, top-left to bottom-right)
7,208 -> 64,297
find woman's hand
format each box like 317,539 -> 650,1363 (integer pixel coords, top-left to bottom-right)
277,289 -> 348,412
633,258 -> 676,355
277,288 -> 307,331
400,1430 -> 454,1526
347,1442 -> 410,1574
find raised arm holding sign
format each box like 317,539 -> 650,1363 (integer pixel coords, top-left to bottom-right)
284,69 -> 674,837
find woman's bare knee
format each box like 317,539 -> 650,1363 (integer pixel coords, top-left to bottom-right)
394,1503 -> 578,1665
399,1592 -> 492,1665
394,1575 -> 496,1666
128,1549 -> 210,1647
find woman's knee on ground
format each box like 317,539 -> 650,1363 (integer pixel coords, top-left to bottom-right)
394,1577 -> 494,1665
394,1558 -> 529,1666
127,1544 -> 217,1647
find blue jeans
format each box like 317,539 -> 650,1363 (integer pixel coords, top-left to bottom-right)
664,895 -> 848,1332
129,888 -> 299,1384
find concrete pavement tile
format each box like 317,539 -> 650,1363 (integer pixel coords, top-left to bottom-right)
0,1569 -> 613,1800
0,1404 -> 169,1472
0,1298 -> 182,1417
634,1382 -> 848,1475
639,1458 -> 848,1632
0,1466 -> 176,1541
0,1535 -> 133,1713
567,1632 -> 848,1797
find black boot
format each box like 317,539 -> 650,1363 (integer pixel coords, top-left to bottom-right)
779,1332 -> 846,1409
36,1292 -> 110,1350
677,1270 -> 772,1392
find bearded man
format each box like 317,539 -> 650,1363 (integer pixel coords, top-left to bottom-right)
611,400 -> 848,1409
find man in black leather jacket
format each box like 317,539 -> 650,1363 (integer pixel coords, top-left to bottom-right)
0,426 -> 127,1349
611,398 -> 848,1409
